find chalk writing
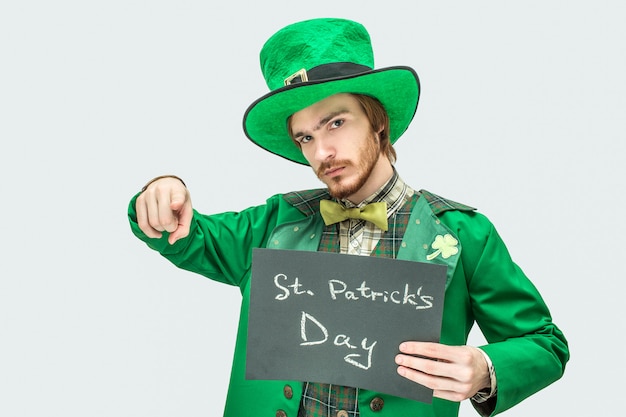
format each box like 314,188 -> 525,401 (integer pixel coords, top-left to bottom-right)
300,311 -> 377,370
328,280 -> 434,310
274,274 -> 436,311
274,273 -> 315,300
299,312 -> 328,346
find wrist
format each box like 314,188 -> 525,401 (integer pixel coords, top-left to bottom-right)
472,348 -> 497,402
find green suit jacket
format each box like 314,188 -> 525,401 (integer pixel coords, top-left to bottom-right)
128,189 -> 568,417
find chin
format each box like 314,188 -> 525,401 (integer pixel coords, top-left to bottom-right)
327,178 -> 361,200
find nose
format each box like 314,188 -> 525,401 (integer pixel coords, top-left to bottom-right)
313,134 -> 335,163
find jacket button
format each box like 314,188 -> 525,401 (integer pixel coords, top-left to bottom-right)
337,411 -> 349,417
370,396 -> 384,412
283,384 -> 293,399
276,410 -> 287,417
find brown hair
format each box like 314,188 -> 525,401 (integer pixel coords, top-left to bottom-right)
353,94 -> 396,163
287,93 -> 396,163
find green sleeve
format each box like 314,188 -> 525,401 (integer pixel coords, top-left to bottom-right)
442,210 -> 569,416
127,192 -> 304,290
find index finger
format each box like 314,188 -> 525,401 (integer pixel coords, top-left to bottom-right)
167,195 -> 193,244
399,342 -> 456,362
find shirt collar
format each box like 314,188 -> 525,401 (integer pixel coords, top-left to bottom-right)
341,168 -> 414,217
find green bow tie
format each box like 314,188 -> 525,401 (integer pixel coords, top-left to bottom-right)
319,200 -> 388,231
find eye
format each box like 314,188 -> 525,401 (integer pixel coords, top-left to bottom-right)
330,119 -> 344,129
297,135 -> 313,144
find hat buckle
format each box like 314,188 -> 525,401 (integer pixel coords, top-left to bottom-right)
284,68 -> 309,86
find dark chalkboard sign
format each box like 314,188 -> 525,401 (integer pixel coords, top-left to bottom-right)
246,248 -> 447,403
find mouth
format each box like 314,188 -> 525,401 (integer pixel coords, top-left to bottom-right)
323,166 -> 344,178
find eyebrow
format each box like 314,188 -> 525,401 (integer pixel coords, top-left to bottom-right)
291,109 -> 349,139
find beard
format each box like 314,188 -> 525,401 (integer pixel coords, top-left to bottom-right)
315,133 -> 381,200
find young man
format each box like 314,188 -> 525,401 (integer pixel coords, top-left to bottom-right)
128,18 -> 568,417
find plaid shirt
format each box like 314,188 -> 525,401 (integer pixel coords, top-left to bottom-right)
299,171 -> 416,417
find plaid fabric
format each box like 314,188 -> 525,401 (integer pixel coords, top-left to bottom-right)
338,171 -> 413,256
283,188 -> 332,217
419,190 -> 476,215
298,383 -> 360,417
282,187 -> 475,219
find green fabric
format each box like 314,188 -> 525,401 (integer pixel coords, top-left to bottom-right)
128,190 -> 569,417
242,18 -> 420,165
260,18 -> 374,92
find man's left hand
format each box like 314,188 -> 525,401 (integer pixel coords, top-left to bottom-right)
395,342 -> 490,402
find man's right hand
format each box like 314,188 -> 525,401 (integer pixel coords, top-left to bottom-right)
135,176 -> 193,245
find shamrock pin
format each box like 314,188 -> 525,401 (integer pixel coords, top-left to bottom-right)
426,234 -> 459,260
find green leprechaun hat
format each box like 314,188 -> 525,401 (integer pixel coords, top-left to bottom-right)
242,17 -> 420,165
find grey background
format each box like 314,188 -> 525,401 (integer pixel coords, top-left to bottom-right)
1,1 -> 624,416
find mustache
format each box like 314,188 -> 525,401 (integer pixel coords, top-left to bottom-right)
316,160 -> 352,177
